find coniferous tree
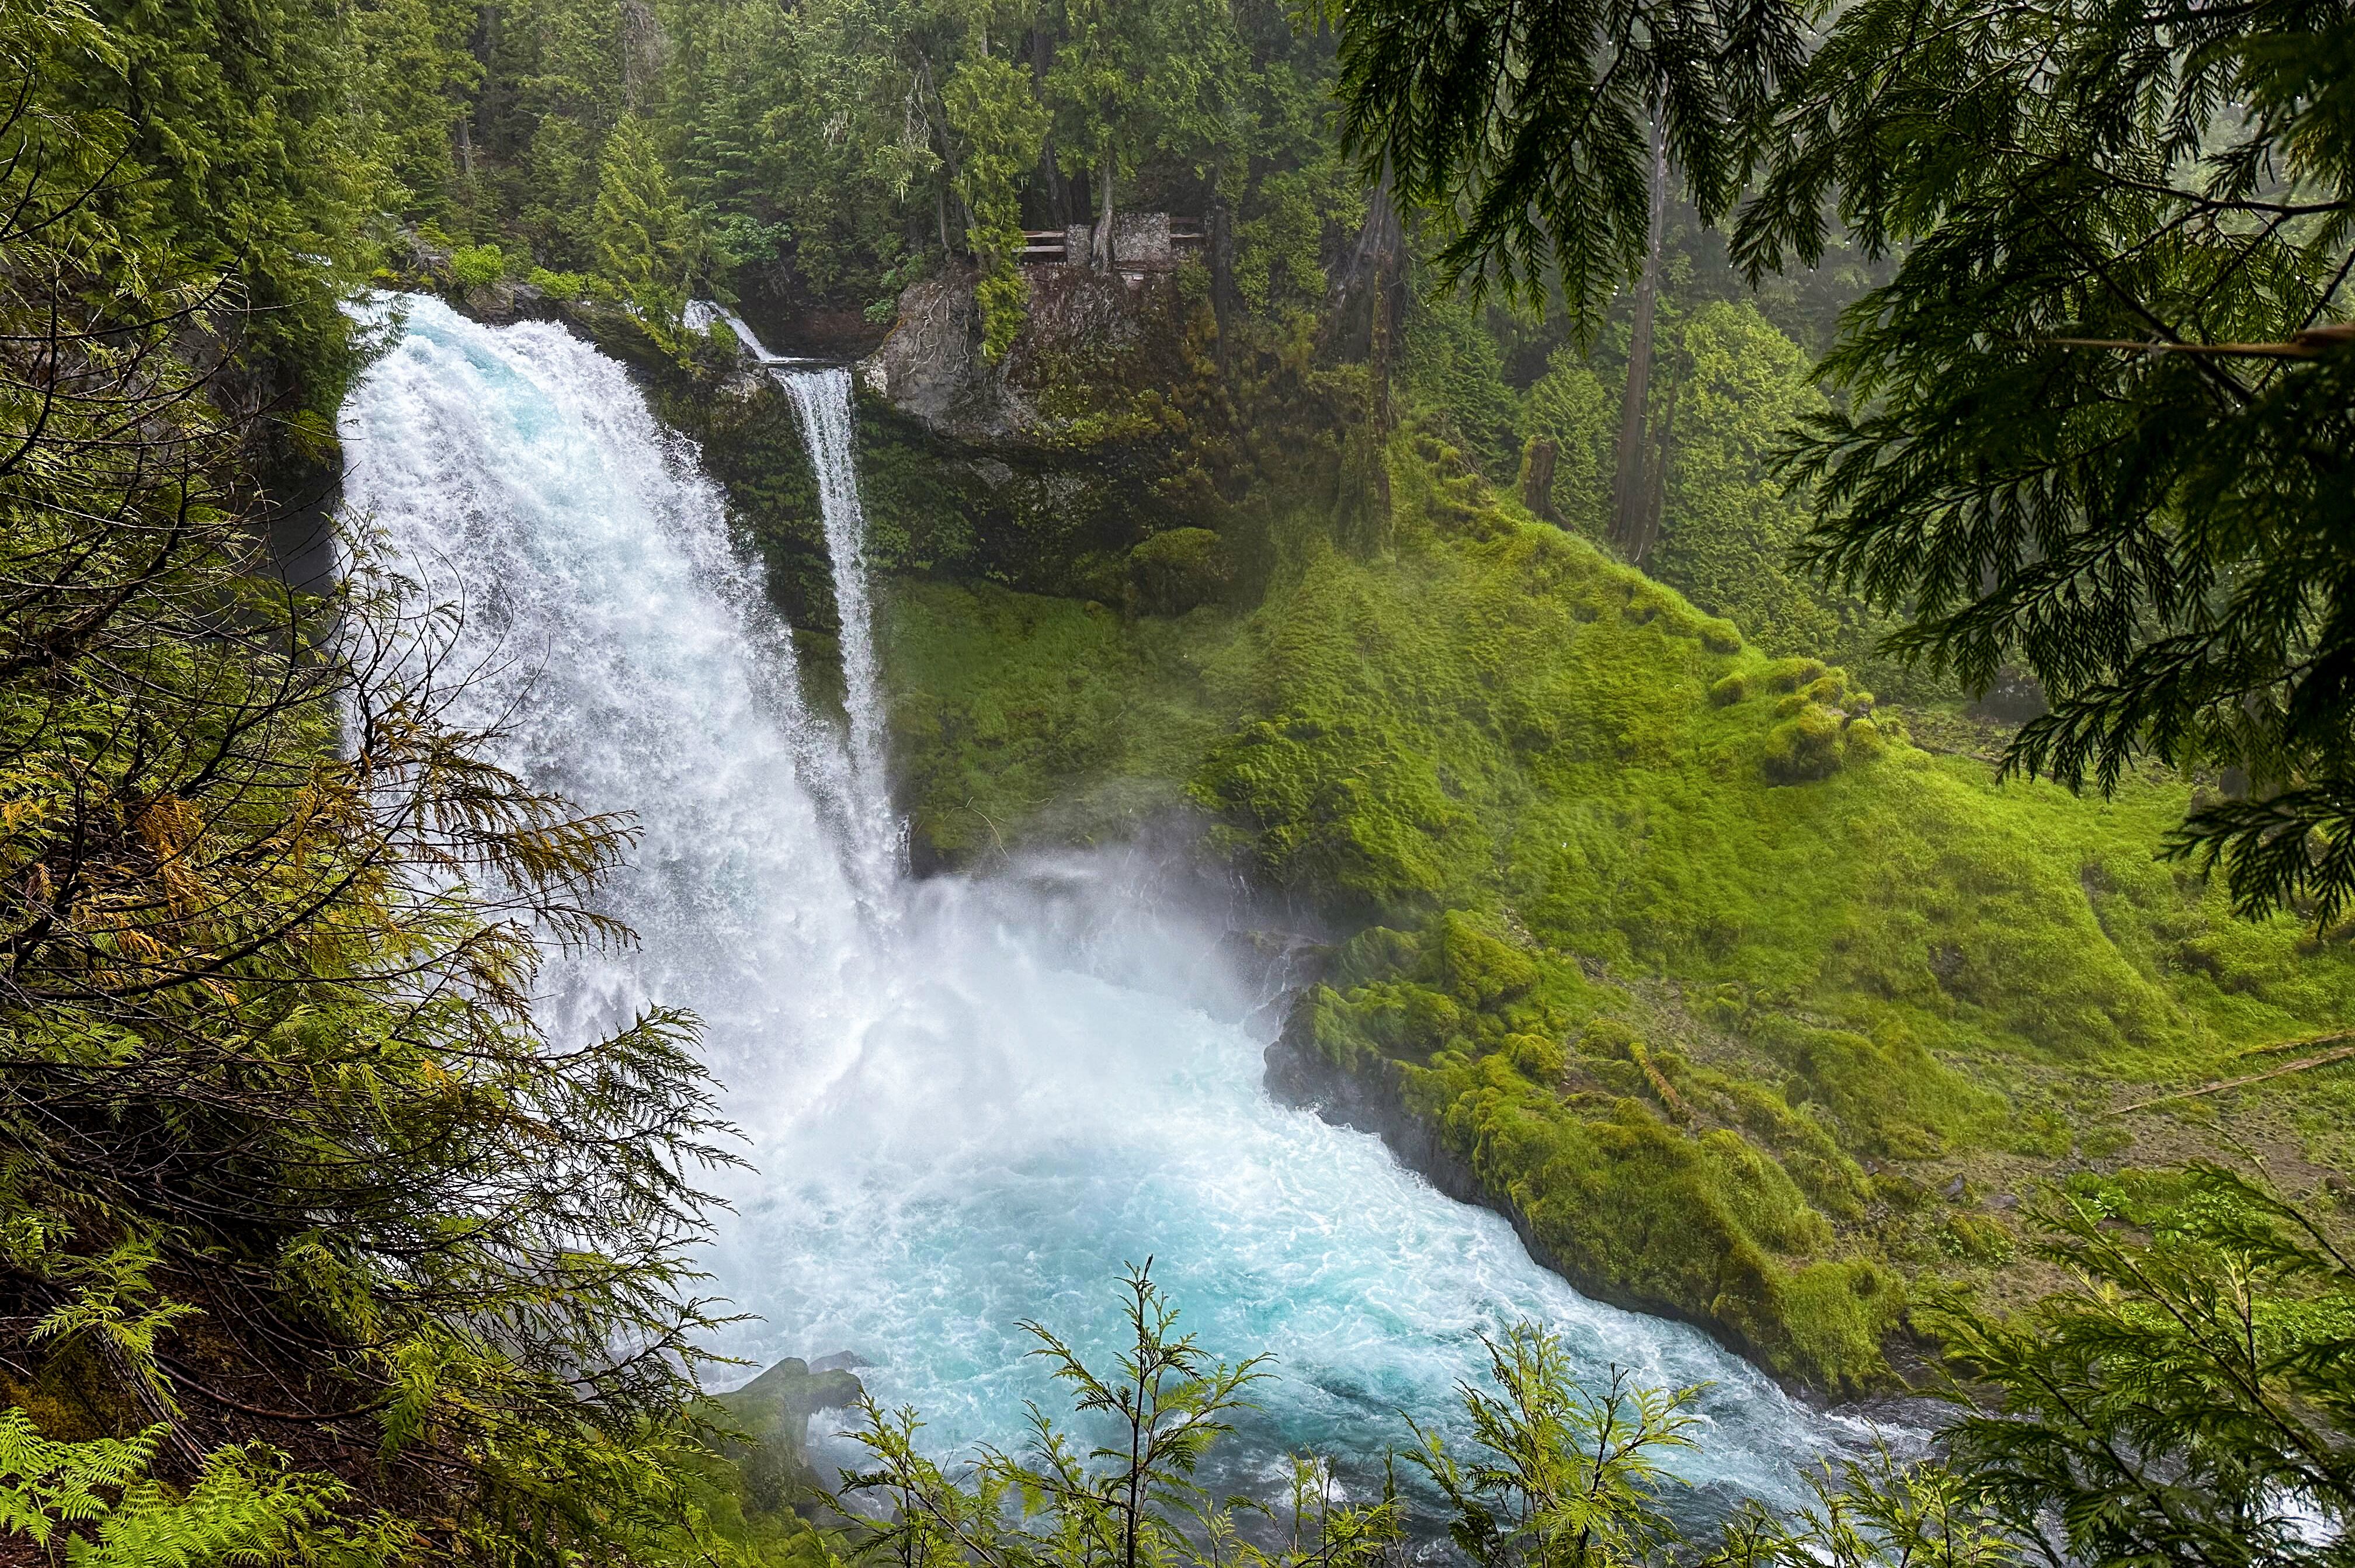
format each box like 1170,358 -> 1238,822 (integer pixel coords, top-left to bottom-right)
1332,0 -> 2355,934
1734,0 -> 2355,929
943,50 -> 1048,359
595,110 -> 701,327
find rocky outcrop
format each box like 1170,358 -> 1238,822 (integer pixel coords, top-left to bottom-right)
711,1356 -> 866,1513
862,262 -> 1189,445
1262,1012 -> 1489,1235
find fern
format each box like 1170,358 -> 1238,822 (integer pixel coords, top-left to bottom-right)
0,1411 -> 405,1567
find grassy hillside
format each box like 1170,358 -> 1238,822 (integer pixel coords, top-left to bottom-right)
877,430 -> 2355,1392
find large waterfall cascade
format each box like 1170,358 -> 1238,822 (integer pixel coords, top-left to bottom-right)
340,294 -> 1865,1524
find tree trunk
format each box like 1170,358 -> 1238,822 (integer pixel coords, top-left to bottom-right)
1094,151 -> 1116,269
1632,361 -> 1679,564
455,116 -> 475,179
1367,165 -> 1400,436
1210,183 -> 1236,365
619,0 -> 662,113
1520,437 -> 1560,523
1336,165 -> 1399,558
1032,30 -> 1068,226
1609,99 -> 1669,556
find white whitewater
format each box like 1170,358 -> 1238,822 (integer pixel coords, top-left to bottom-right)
341,294 -> 1861,1527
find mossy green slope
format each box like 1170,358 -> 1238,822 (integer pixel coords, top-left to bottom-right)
881,583 -> 1236,864
876,432 -> 2355,1392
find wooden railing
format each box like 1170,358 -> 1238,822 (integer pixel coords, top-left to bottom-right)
1015,218 -> 1207,266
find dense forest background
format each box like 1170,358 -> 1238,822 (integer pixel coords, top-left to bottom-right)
317,0 -> 1916,697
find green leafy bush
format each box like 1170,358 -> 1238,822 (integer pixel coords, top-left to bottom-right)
449,241 -> 505,287
527,266 -> 588,299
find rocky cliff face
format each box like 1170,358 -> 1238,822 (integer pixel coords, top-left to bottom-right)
711,1357 -> 866,1515
862,262 -> 1196,446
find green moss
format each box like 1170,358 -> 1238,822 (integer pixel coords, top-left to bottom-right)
1436,912 -> 1541,1006
879,580 -> 1232,864
1774,1259 -> 1907,1390
1941,1211 -> 2018,1265
1762,704 -> 1849,783
869,429 -> 2355,1391
1127,527 -> 1233,615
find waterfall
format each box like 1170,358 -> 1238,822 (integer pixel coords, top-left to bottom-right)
692,303 -> 899,900
340,294 -> 1868,1531
689,301 -> 796,366
776,367 -> 898,902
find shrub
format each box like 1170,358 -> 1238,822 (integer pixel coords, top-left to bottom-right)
449,241 -> 505,287
527,266 -> 589,298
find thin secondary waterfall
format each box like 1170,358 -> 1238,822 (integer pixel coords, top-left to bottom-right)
776,366 -> 898,902
341,295 -> 1866,1531
690,303 -> 898,901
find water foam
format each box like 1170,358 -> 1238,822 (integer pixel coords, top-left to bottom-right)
340,294 -> 1856,1528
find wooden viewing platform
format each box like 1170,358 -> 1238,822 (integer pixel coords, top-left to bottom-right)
1018,214 -> 1206,269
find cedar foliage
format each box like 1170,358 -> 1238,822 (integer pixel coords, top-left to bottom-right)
1333,0 -> 2355,938
1737,0 -> 2355,933
0,4 -> 758,1561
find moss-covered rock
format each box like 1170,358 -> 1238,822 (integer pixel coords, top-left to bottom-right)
712,1358 -> 865,1517
1127,527 -> 1233,616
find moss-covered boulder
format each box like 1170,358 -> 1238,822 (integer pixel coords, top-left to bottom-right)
712,1358 -> 865,1515
1127,527 -> 1233,616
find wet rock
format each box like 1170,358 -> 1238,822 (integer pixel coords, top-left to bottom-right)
464,280 -> 558,326
714,1356 -> 867,1514
719,1356 -> 864,1449
1210,930 -> 1331,1029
